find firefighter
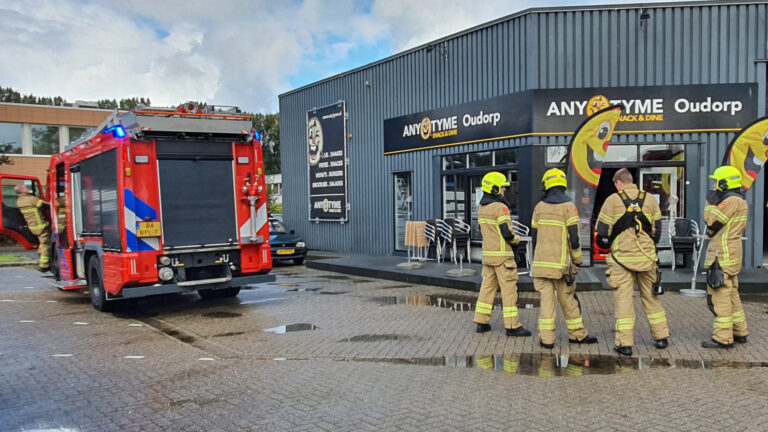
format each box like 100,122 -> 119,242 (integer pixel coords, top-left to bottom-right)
531,168 -> 598,349
596,168 -> 670,356
701,166 -> 748,348
14,184 -> 51,270
473,171 -> 532,337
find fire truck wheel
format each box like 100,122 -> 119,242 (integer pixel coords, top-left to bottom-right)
197,289 -> 219,299
87,258 -> 112,312
50,247 -> 61,281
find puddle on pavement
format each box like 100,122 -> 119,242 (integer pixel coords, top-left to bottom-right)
340,334 -> 410,342
369,294 -> 539,311
212,331 -> 247,337
161,328 -> 196,343
380,284 -> 413,289
277,283 -> 299,287
345,353 -> 768,377
263,323 -> 318,333
319,291 -> 348,295
320,275 -> 353,280
202,311 -> 242,318
287,287 -> 321,292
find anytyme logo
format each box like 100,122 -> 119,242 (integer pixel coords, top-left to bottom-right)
307,117 -> 323,166
587,95 -> 610,116
420,117 -> 432,139
322,198 -> 330,212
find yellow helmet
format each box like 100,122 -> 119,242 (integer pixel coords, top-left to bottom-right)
542,168 -> 568,190
481,171 -> 510,195
710,165 -> 742,191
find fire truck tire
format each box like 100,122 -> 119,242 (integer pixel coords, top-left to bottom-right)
198,287 -> 241,299
197,289 -> 218,299
50,247 -> 61,281
87,258 -> 112,312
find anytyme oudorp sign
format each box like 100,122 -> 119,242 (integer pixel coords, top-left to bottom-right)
307,102 -> 348,221
383,83 -> 758,154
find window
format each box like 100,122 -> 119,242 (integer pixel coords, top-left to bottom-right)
1,177 -> 41,208
468,151 -> 492,168
0,122 -> 22,154
393,172 -> 413,251
69,126 -> 88,144
31,124 -> 59,155
494,148 -> 517,165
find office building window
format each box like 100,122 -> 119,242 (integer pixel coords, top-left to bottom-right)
0,122 -> 22,154
32,124 -> 60,155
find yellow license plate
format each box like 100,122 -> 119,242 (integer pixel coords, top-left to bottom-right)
137,222 -> 162,237
277,249 -> 295,255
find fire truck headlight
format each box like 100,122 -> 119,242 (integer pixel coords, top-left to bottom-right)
158,255 -> 171,266
158,267 -> 174,281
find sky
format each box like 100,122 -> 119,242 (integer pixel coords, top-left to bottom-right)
1,0 -> 690,114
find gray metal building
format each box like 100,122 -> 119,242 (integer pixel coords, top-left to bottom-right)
279,0 -> 768,267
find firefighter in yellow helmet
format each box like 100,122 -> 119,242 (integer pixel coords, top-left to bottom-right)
473,171 -> 532,337
14,184 -> 51,270
702,165 -> 748,348
531,168 -> 597,349
596,168 -> 670,356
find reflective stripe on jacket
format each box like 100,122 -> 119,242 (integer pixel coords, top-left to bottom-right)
531,200 -> 581,279
704,195 -> 747,275
16,194 -> 49,235
478,201 -> 518,266
596,184 -> 661,272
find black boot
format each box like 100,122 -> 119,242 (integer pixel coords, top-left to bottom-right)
654,338 -> 669,349
506,327 -> 532,337
569,335 -> 598,344
540,341 -> 554,349
701,339 -> 733,349
614,346 -> 632,356
734,335 -> 748,344
476,323 -> 491,333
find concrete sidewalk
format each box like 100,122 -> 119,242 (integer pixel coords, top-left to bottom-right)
306,251 -> 768,293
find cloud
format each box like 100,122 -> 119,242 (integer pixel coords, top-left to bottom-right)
0,0 -> 688,113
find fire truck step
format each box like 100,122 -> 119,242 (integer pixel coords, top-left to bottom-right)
53,279 -> 88,291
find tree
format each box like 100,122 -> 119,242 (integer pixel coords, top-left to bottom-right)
252,113 -> 280,175
0,142 -> 14,165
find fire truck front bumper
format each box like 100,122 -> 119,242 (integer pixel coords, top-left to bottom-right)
119,273 -> 276,299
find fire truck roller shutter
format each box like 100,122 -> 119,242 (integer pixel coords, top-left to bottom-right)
156,141 -> 237,249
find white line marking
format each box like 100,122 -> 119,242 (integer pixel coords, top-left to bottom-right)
24,286 -> 34,289
124,355 -> 145,359
15,276 -> 23,278
19,320 -> 35,323
198,357 -> 215,361
1,299 -> 16,302
45,300 -> 58,303
53,354 -> 74,357
128,323 -> 143,327
73,322 -> 89,325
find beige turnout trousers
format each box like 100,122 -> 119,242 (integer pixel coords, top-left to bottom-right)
708,274 -> 748,345
608,264 -> 670,347
533,277 -> 588,345
473,261 -> 521,330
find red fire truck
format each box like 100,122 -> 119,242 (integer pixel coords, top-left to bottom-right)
0,103 -> 274,310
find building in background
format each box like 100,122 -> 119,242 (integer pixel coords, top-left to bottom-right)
279,1 -> 768,267
266,173 -> 283,205
0,102 -> 113,186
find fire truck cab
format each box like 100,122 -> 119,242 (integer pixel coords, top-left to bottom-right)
0,103 -> 274,311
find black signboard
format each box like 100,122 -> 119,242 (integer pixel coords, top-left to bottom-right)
533,83 -> 758,133
308,102 -> 348,221
383,91 -> 533,154
383,83 -> 758,154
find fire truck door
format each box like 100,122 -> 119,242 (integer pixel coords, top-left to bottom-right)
0,175 -> 45,250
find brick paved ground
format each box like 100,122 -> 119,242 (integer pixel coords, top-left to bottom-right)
1,265 -> 768,431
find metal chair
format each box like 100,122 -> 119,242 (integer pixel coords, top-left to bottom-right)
443,218 -> 471,264
511,220 -> 532,275
426,219 -> 444,262
669,218 -> 700,271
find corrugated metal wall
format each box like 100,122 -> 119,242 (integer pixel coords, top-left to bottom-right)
279,1 -> 768,266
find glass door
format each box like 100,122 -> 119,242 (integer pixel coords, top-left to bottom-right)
393,172 -> 412,251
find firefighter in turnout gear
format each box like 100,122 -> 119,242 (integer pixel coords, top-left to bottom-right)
596,169 -> 670,356
14,184 -> 51,270
702,166 -> 749,349
473,171 -> 532,337
531,169 -> 598,349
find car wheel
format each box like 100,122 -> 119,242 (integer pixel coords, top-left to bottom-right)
87,257 -> 112,312
217,287 -> 241,297
293,258 -> 305,265
198,289 -> 220,299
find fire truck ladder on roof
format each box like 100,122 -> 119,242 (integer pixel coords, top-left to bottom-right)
66,104 -> 253,149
